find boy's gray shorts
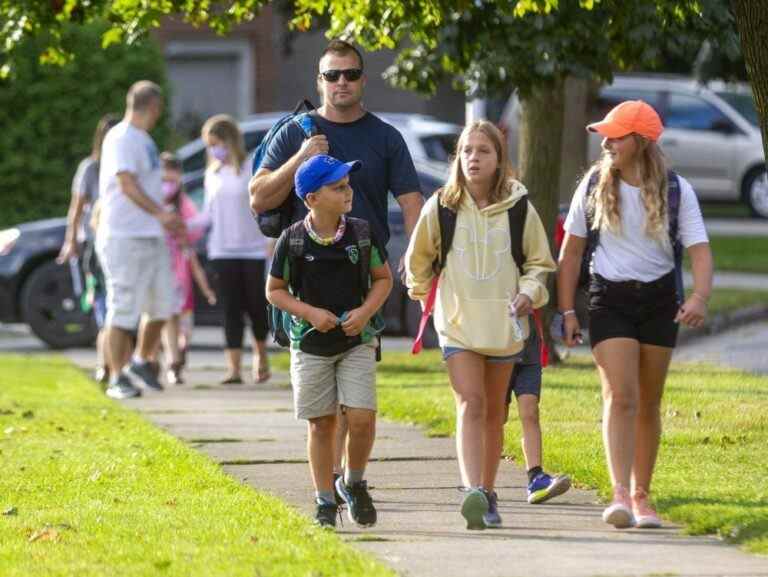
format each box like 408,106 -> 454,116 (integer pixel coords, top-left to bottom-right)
290,342 -> 377,420
506,332 -> 542,403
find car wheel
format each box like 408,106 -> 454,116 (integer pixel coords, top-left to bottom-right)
743,165 -> 768,219
404,298 -> 439,350
20,260 -> 97,349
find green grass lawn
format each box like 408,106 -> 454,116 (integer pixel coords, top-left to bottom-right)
686,235 -> 768,275
0,355 -> 393,577
700,203 -> 751,219
704,288 -> 768,317
369,351 -> 768,554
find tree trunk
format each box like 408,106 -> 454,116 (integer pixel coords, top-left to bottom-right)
518,79 -> 565,364
732,0 -> 768,160
559,76 -> 590,203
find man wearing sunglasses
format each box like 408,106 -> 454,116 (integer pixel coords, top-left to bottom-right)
249,39 -> 423,256
249,38 -> 424,528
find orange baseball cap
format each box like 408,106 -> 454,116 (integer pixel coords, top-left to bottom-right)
587,100 -> 664,142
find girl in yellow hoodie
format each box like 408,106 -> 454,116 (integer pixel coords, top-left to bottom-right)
405,120 -> 556,529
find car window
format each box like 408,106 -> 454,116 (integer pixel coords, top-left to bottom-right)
593,88 -> 664,121
716,91 -> 759,127
182,148 -> 206,175
665,93 -> 733,132
419,134 -> 459,163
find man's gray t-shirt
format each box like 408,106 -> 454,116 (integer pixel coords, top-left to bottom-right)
260,111 -> 421,247
71,156 -> 99,243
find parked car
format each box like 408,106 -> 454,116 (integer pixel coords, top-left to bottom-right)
502,74 -> 768,217
0,114 -> 452,348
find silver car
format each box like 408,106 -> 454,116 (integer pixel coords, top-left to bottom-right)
503,74 -> 767,217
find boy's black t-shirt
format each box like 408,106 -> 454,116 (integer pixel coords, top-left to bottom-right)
270,222 -> 386,356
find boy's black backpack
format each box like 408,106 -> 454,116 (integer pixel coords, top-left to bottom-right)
579,169 -> 684,303
436,191 -> 530,275
268,217 -> 385,354
251,99 -> 317,238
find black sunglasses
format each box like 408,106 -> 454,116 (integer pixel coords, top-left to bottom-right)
320,68 -> 363,83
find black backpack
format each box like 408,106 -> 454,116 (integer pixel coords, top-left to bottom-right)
580,169 -> 684,302
251,99 -> 316,238
436,191 -> 530,275
268,217 -> 385,354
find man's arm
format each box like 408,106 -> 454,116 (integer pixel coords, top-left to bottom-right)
249,134 -> 329,213
396,191 -> 424,238
395,191 -> 424,278
117,172 -> 183,235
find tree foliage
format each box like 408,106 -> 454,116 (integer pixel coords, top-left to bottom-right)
0,21 -> 170,227
291,0 -> 738,99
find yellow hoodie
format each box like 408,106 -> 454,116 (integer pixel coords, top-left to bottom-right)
405,180 -> 556,356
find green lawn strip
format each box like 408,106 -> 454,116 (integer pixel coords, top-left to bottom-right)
684,235 -> 768,274
700,203 -> 751,219
374,351 -> 768,554
703,288 -> 768,317
0,355 -> 394,577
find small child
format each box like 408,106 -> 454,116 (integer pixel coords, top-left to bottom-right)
159,152 -> 216,384
505,326 -> 571,504
266,154 -> 393,530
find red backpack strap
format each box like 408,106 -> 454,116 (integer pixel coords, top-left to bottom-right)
533,308 -> 549,367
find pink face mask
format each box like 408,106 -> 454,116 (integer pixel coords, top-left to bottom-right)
162,180 -> 179,200
208,145 -> 229,162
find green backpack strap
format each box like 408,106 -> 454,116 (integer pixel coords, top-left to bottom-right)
347,217 -> 384,359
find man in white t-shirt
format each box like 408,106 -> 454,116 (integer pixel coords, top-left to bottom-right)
96,80 -> 184,399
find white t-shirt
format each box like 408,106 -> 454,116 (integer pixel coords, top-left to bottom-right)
98,121 -> 163,239
199,163 -> 268,260
564,172 -> 709,282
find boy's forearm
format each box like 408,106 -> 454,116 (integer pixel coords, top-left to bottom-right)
359,276 -> 393,318
268,287 -> 315,321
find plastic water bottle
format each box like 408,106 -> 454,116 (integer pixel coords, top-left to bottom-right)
508,292 -> 524,342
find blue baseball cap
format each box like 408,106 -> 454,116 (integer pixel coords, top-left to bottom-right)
295,155 -> 361,200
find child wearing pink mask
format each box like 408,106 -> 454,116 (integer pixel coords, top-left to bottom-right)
160,152 -> 216,384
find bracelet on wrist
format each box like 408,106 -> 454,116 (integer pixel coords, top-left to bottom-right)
560,309 -> 576,317
691,293 -> 709,304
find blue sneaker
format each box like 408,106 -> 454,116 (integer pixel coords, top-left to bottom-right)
482,489 -> 502,528
527,472 -> 571,504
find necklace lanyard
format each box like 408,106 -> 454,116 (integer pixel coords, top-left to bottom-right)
304,214 -> 346,246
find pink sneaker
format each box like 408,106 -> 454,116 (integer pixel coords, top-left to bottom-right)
602,485 -> 635,528
632,489 -> 662,528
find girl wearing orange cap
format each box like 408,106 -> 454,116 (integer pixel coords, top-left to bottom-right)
557,100 -> 713,529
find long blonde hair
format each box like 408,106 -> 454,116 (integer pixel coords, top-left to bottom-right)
201,114 -> 247,174
440,120 -> 517,211
588,134 -> 669,243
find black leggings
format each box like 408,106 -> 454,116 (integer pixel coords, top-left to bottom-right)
212,258 -> 268,348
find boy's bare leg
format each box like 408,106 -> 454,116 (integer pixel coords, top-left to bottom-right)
517,394 -> 542,469
308,414 -> 337,495
333,409 -> 348,476
344,408 -> 375,473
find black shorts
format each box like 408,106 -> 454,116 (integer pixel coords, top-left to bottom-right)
588,271 -> 679,349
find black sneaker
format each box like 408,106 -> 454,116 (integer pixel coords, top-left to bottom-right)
335,477 -> 377,527
127,360 -> 164,391
314,500 -> 338,529
105,373 -> 142,399
332,473 -> 345,506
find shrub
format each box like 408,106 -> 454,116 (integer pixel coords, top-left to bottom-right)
0,22 -> 170,228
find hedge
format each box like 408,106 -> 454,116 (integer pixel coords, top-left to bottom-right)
0,22 -> 170,228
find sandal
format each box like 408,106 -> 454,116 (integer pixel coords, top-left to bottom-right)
220,375 -> 243,385
254,362 -> 271,384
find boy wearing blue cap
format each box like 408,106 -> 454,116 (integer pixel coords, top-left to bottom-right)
266,154 -> 393,529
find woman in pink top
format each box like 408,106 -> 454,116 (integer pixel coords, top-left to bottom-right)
160,152 -> 216,384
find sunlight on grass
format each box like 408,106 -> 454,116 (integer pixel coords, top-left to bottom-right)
375,351 -> 768,554
0,355 -> 393,577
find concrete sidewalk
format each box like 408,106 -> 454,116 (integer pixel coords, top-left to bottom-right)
64,351 -> 768,577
